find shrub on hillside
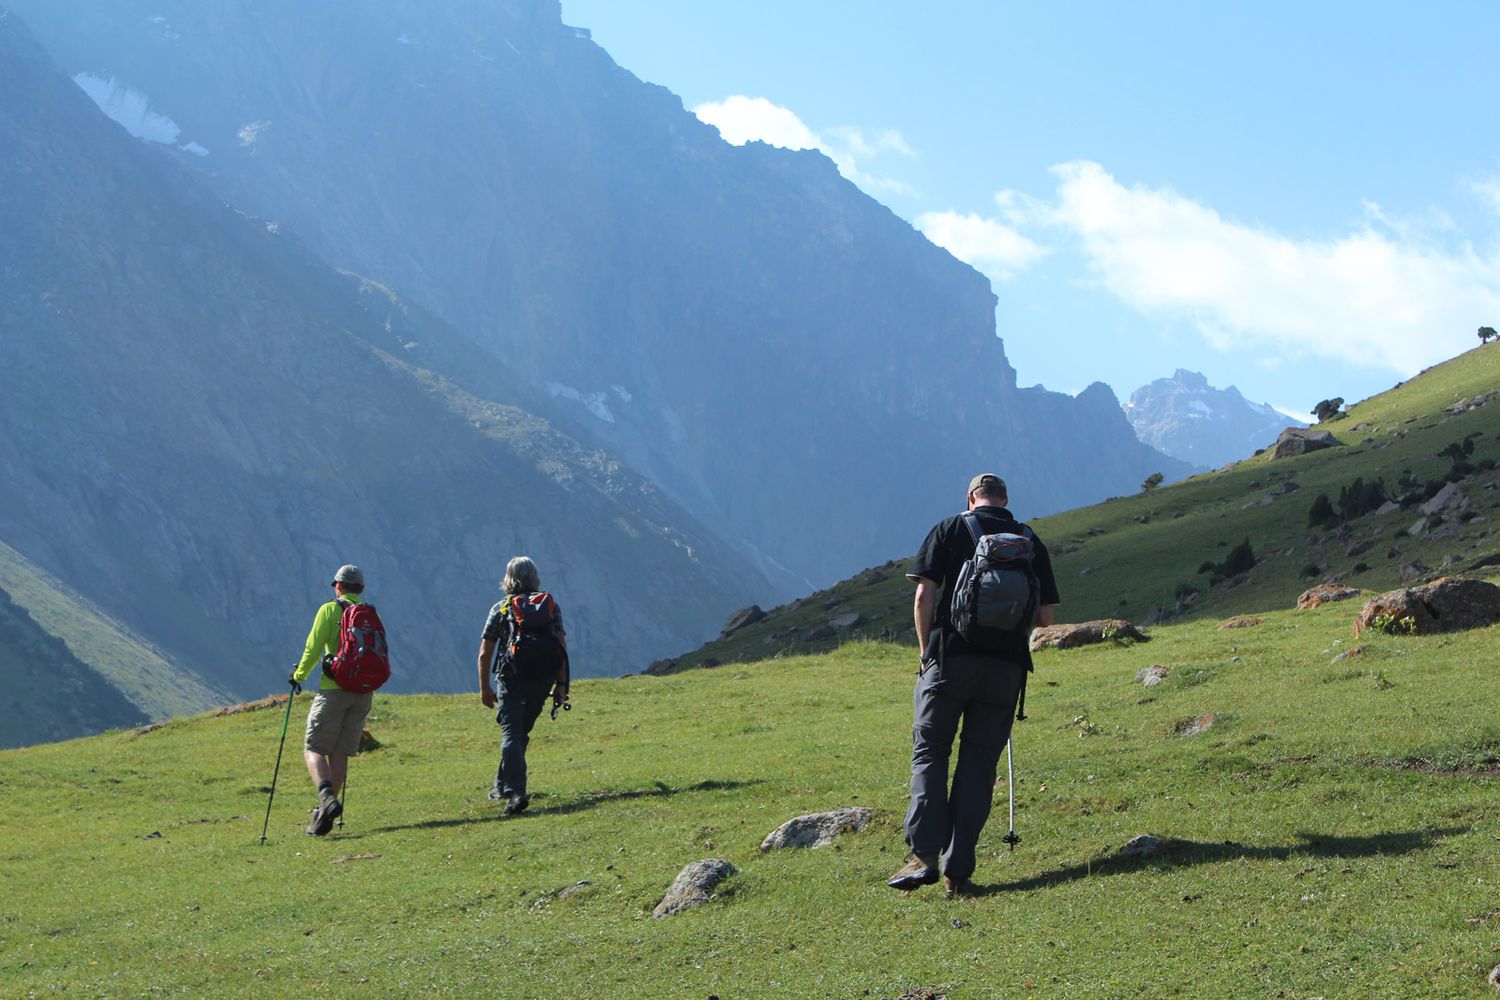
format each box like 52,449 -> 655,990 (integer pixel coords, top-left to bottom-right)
1307,493 -> 1338,529
1337,477 -> 1387,521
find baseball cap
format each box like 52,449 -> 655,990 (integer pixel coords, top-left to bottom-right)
332,564 -> 365,586
968,473 -> 1006,496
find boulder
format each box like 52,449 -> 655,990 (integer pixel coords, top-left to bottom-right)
1398,562 -> 1430,584
720,605 -> 766,638
830,612 -> 862,630
1296,583 -> 1362,609
643,658 -> 678,676
1407,517 -> 1430,537
1029,620 -> 1150,651
1273,427 -> 1339,459
1218,616 -> 1262,629
1353,576 -> 1500,637
1421,483 -> 1468,516
1175,713 -> 1218,736
652,859 -> 737,918
1346,541 -> 1369,558
1374,500 -> 1401,516
1120,834 -> 1163,858
1135,665 -> 1169,687
802,623 -> 836,642
759,807 -> 872,850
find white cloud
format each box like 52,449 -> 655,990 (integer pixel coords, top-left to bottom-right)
1472,175 -> 1500,216
1041,160 -> 1500,374
693,95 -> 914,197
915,210 -> 1047,281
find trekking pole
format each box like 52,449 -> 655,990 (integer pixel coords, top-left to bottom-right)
259,682 -> 297,845
1002,736 -> 1021,851
337,765 -> 347,829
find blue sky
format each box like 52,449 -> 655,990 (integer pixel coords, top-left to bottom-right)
561,1 -> 1500,420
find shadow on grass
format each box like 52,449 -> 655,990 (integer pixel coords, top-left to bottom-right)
978,826 -> 1467,895
367,778 -> 761,833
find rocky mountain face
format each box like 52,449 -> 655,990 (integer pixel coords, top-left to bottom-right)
0,10 -> 768,706
7,0 -> 1187,592
1124,370 -> 1302,470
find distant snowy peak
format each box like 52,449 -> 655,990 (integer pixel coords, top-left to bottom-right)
73,73 -> 208,156
1124,370 -> 1304,470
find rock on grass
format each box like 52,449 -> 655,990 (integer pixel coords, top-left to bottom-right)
1030,620 -> 1149,651
1352,577 -> 1500,637
760,807 -> 871,850
652,859 -> 736,918
1297,583 -> 1361,609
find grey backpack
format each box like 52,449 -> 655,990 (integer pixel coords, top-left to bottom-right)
951,513 -> 1039,650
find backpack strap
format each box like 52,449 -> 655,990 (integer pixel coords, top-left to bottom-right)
960,511 -> 983,544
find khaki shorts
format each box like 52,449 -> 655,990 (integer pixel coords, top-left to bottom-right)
304,688 -> 374,756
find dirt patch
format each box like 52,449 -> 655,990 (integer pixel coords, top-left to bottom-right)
214,694 -> 288,717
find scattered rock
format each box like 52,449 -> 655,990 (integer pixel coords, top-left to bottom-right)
1488,964 -> 1500,990
1427,524 -> 1460,541
130,722 -> 167,737
1135,665 -> 1169,687
1120,834 -> 1162,858
1273,427 -> 1339,459
643,658 -> 678,676
139,831 -> 162,840
720,605 -> 766,638
1218,616 -> 1262,629
556,881 -> 592,900
652,859 -> 737,918
1398,562 -> 1430,584
214,694 -> 288,717
1421,483 -> 1469,516
830,612 -> 862,630
802,624 -> 836,642
1330,645 -> 1367,663
1407,517 -> 1430,537
1353,576 -> 1500,637
1029,620 -> 1150,651
861,569 -> 888,586
1297,583 -> 1362,609
1374,500 -> 1401,516
1443,393 -> 1492,415
1175,713 -> 1219,736
1345,541 -> 1369,558
1079,566 -> 1096,577
760,807 -> 872,850
1281,481 -> 1301,494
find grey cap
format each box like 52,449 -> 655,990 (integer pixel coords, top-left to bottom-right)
968,473 -> 1007,497
332,564 -> 365,586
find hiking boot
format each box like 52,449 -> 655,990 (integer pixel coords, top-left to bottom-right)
943,874 -> 976,898
307,794 -> 342,836
504,794 -> 529,815
886,852 -> 940,890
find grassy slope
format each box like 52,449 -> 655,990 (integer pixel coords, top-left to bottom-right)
665,344 -> 1500,673
0,540 -> 229,720
3,598 -> 1500,997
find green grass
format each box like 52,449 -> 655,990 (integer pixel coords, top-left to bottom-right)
5,593 -> 1500,997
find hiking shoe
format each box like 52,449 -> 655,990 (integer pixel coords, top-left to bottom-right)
307,795 -> 342,836
886,853 -> 940,890
943,874 -> 976,898
504,794 -> 529,815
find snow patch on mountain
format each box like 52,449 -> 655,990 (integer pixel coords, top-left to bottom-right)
546,382 -> 617,423
73,73 -> 180,144
1125,369 -> 1304,469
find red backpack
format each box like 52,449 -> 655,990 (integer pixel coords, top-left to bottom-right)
500,592 -> 566,683
323,599 -> 391,693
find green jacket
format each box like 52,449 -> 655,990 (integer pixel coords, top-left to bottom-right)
292,593 -> 365,691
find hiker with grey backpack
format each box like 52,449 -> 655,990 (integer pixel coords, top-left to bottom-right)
477,556 -> 570,814
889,474 -> 1060,896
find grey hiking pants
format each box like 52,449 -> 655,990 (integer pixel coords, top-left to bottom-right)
494,676 -> 553,798
904,650 -> 1025,881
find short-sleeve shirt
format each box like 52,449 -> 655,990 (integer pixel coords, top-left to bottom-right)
481,593 -> 566,662
907,505 -> 1061,667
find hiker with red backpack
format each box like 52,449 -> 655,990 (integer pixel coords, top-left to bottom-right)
477,555 -> 569,814
288,563 -> 390,836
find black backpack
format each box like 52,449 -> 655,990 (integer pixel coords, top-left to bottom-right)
496,592 -> 567,684
950,513 -> 1039,651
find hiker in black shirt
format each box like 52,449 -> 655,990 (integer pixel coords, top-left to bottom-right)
888,473 -> 1060,895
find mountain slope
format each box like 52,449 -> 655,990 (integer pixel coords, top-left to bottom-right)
5,0 -> 1189,590
663,344 -> 1500,671
0,9 -> 768,704
1125,369 -> 1303,469
0,584 -> 146,747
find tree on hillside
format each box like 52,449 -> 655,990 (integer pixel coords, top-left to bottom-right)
1307,493 -> 1338,529
1312,397 -> 1345,422
1221,538 -> 1256,578
1141,472 -> 1165,492
1480,326 -> 1497,345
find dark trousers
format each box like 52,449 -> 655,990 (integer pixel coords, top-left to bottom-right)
494,677 -> 552,798
904,651 -> 1025,880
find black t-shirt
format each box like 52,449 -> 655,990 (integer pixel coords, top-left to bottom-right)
907,505 -> 1061,666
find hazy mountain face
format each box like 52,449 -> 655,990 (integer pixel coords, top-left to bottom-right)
7,0 -> 1187,591
0,10 -> 768,701
1124,370 -> 1302,469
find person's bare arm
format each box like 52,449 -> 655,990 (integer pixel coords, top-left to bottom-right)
913,577 -> 938,668
478,638 -> 497,708
1035,604 -> 1054,629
